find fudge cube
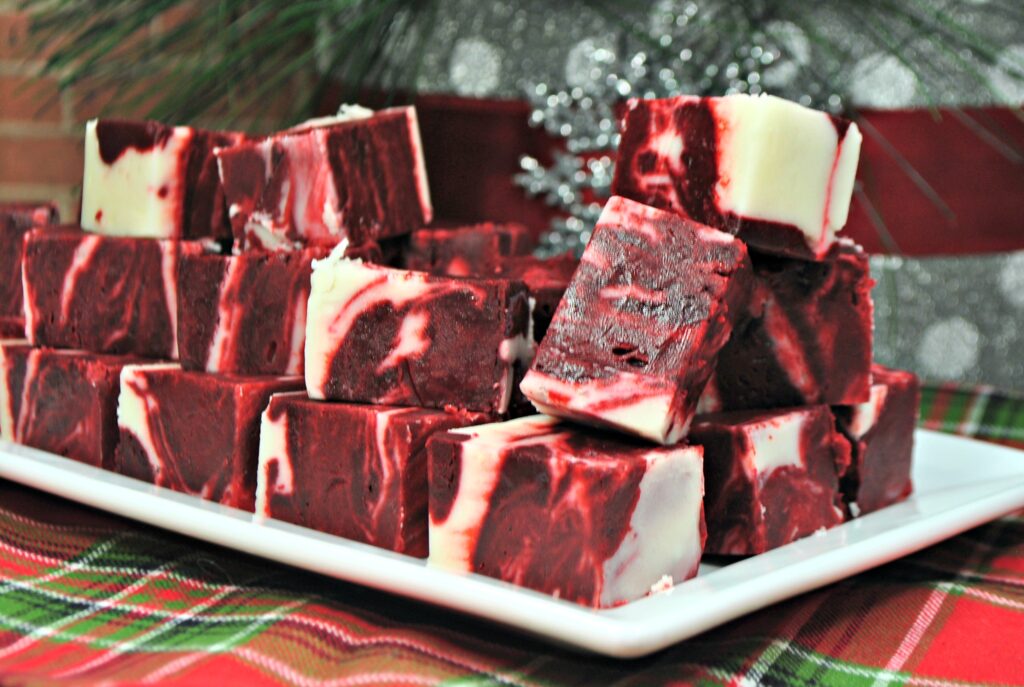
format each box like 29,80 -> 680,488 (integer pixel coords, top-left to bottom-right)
833,365 -> 919,515
256,392 -> 491,556
428,415 -> 705,607
22,227 -> 202,358
699,240 -> 873,413
690,405 -> 848,555
178,246 -> 331,375
612,94 -> 863,260
1,341 -> 143,468
520,196 -> 752,444
494,253 -> 578,342
305,245 -> 533,414
0,317 -> 24,338
1,202 -> 59,319
81,119 -> 245,240
216,106 -> 432,251
115,364 -> 302,510
402,222 -> 534,276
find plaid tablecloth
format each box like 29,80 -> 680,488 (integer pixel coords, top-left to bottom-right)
1,384 -> 1022,686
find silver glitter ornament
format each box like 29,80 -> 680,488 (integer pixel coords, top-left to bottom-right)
449,37 -> 502,97
999,252 -> 1024,308
872,251 -> 1024,389
849,54 -> 918,108
917,317 -> 981,379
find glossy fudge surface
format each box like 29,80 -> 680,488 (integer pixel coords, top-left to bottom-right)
217,106 -> 431,251
834,365 -> 919,515
256,392 -> 490,556
1,342 -> 143,468
305,246 -> 533,414
691,405 -> 847,555
115,364 -> 302,510
520,196 -> 752,444
612,94 -> 862,259
402,223 -> 534,276
700,240 -> 873,412
22,227 -> 201,358
1,202 -> 59,319
81,119 -> 244,240
428,415 -> 705,607
178,247 -> 329,375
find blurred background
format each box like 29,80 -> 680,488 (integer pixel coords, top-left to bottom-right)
1,0 -> 1022,389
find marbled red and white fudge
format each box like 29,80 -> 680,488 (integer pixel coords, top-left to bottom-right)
216,106 -> 431,251
305,245 -> 533,414
493,253 -> 578,342
1,202 -> 59,321
177,246 -> 331,375
1,341 -> 143,468
115,364 -> 302,510
520,196 -> 752,444
402,222 -> 534,276
428,415 -> 705,607
22,227 -> 201,358
690,405 -> 848,555
256,392 -> 490,556
0,318 -> 24,338
612,94 -> 863,260
81,119 -> 245,240
699,240 -> 873,413
833,365 -> 919,516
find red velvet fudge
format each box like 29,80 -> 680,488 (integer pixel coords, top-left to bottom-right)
256,392 -> 491,556
833,365 -> 919,516
520,196 -> 752,444
612,94 -> 862,259
402,222 -> 534,276
690,405 -> 848,555
0,318 -> 24,338
304,245 -> 533,414
81,119 -> 246,240
1,341 -> 143,468
494,253 -> 578,342
428,415 -> 705,607
115,364 -> 302,510
177,246 -> 332,375
216,106 -> 432,251
699,240 -> 873,413
1,202 -> 59,319
22,227 -> 202,358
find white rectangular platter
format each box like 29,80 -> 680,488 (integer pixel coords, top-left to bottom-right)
1,429 -> 1023,658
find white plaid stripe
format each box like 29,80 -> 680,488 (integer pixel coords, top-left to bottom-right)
0,535 -> 123,598
957,387 -> 992,437
0,529 -> 538,685
781,641 -> 992,687
0,556 -> 185,662
139,598 -> 307,684
876,518 -> 1008,683
51,585 -> 241,678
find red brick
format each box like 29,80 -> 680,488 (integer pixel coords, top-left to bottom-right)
0,75 -> 62,123
71,78 -> 166,121
0,10 -> 65,61
0,136 -> 83,185
0,11 -> 29,60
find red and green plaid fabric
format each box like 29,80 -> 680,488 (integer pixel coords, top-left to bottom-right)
1,384 -> 1022,686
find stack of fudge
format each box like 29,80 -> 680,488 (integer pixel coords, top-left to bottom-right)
0,93 -> 919,609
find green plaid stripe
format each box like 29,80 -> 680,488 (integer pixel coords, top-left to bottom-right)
920,385 -> 1024,445
0,383 -> 1021,686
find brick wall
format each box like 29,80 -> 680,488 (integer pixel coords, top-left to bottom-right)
0,1 -> 84,221
0,2 -> 326,225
